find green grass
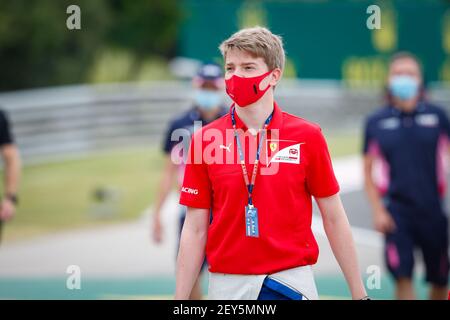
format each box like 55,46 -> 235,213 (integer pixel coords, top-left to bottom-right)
325,130 -> 362,158
2,132 -> 360,242
3,147 -> 165,242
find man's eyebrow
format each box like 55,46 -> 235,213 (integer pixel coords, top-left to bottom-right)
225,61 -> 257,67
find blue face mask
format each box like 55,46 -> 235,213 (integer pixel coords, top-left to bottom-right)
389,75 -> 420,101
194,89 -> 222,110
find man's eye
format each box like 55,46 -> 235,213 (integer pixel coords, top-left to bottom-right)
245,66 -> 254,70
226,67 -> 233,71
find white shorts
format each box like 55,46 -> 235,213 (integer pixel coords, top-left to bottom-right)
208,265 -> 319,300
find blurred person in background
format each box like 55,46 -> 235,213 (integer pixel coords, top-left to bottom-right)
151,63 -> 227,299
0,108 -> 20,244
363,52 -> 449,299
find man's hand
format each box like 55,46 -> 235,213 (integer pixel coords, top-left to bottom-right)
0,198 -> 16,221
150,155 -> 177,244
363,154 -> 396,234
152,212 -> 163,243
373,208 -> 396,234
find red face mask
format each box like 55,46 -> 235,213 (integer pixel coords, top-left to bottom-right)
225,70 -> 273,107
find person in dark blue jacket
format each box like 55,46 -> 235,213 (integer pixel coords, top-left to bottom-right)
151,63 -> 227,299
363,52 -> 449,299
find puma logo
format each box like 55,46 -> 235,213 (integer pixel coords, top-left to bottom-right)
219,143 -> 232,152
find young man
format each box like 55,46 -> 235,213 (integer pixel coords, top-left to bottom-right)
152,63 -> 227,299
175,27 -> 367,300
363,52 -> 449,300
0,108 -> 20,244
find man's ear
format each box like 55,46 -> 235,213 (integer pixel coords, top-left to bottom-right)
269,68 -> 282,86
259,68 -> 282,90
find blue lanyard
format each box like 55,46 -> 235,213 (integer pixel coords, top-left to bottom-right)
231,106 -> 273,206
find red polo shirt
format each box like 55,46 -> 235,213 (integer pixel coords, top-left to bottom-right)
179,102 -> 340,274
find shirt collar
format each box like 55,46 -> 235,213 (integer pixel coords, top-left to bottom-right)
229,101 -> 283,130
388,101 -> 427,117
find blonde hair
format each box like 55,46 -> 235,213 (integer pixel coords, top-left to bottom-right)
219,26 -> 285,72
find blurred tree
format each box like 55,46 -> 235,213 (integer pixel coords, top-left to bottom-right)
107,0 -> 181,77
0,0 -> 111,90
0,0 -> 181,91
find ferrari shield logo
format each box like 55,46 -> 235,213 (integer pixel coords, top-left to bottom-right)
269,142 -> 277,152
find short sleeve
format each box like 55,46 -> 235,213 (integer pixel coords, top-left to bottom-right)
179,131 -> 212,209
362,117 -> 375,155
305,128 -> 340,198
0,110 -> 13,146
438,109 -> 450,138
162,121 -> 177,154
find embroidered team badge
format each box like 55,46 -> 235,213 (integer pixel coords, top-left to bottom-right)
266,140 -> 304,165
269,142 -> 278,152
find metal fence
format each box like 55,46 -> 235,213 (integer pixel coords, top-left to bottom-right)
0,81 -> 449,163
